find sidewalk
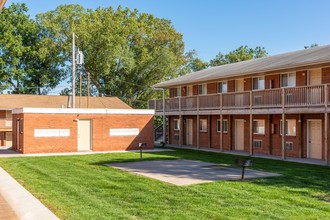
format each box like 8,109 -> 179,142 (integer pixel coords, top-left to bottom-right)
0,168 -> 59,220
0,194 -> 18,220
165,144 -> 329,166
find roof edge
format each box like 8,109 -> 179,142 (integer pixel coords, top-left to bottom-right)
12,108 -> 155,115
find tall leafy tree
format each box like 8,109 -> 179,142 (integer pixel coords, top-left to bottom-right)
179,50 -> 209,75
38,5 -> 185,107
0,3 -> 66,94
209,45 -> 267,67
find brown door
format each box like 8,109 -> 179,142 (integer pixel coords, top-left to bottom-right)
308,120 -> 322,159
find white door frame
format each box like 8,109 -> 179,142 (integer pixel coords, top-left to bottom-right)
235,119 -> 244,151
77,119 -> 92,151
186,119 -> 193,145
307,119 -> 322,158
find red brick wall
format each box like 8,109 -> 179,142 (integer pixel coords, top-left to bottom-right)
252,115 -> 271,155
198,115 -> 209,148
169,116 -> 180,145
0,110 -> 6,127
169,88 -> 174,98
166,113 -> 327,160
182,115 -> 197,146
228,80 -> 235,92
265,74 -> 280,89
181,86 -> 187,97
12,113 -> 154,154
244,78 -> 252,91
302,114 -> 325,160
210,115 -> 230,149
193,85 -> 198,95
296,71 -> 307,86
321,67 -> 330,84
207,83 -> 217,94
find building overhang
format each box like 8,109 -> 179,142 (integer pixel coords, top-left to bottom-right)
12,108 -> 155,115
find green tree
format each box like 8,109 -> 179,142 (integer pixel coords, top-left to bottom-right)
209,45 -> 267,67
38,5 -> 185,107
0,3 -> 66,94
179,50 -> 209,75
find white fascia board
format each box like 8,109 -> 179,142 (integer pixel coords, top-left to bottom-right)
12,108 -> 155,115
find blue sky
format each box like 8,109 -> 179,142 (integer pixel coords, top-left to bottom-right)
6,0 -> 330,61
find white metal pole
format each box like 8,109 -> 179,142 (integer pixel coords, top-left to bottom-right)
162,89 -> 166,144
72,32 -> 76,108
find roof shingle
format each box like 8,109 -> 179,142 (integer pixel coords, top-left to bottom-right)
153,44 -> 330,88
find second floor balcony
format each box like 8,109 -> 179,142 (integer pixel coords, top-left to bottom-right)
149,84 -> 330,115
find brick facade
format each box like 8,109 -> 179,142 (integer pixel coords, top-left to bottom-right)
168,113 -> 327,160
12,110 -> 154,154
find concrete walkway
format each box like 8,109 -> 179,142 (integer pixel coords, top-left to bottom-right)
107,159 -> 281,186
0,194 -> 18,220
164,144 -> 329,166
0,167 -> 59,220
0,148 -> 173,158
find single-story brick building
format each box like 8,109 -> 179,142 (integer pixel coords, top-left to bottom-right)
0,94 -> 154,153
12,108 -> 154,154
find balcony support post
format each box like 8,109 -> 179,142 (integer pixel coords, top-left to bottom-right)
282,88 -> 286,160
197,96 -> 200,148
208,115 -> 211,148
179,97 -> 182,147
324,85 -> 329,165
267,115 -> 272,155
162,89 -> 166,144
298,114 -> 303,158
220,94 -> 223,152
249,91 -> 253,156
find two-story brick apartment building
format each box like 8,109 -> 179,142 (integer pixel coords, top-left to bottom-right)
149,45 -> 330,164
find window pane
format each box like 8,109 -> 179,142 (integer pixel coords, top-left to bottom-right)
259,77 -> 265,89
288,73 -> 296,87
281,74 -> 288,87
217,82 -> 222,93
200,119 -> 207,131
174,119 -> 180,130
223,82 -> 227,93
217,120 -> 221,132
223,121 -> 228,132
253,78 -> 259,90
253,120 -> 265,134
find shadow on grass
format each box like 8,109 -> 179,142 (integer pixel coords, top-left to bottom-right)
126,147 -> 330,203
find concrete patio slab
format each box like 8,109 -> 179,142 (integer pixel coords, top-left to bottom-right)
0,167 -> 59,220
107,159 -> 281,186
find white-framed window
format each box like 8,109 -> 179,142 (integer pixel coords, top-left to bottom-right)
217,81 -> 228,93
174,119 -> 180,130
281,73 -> 296,87
252,76 -> 265,90
198,84 -> 207,95
217,119 -> 228,133
253,120 -> 265,134
173,87 -> 181,97
186,85 -> 193,96
199,119 -> 207,132
280,119 -> 296,136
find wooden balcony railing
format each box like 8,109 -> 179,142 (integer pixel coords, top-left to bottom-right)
148,84 -> 330,112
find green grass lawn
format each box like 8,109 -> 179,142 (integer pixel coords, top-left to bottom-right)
0,148 -> 329,219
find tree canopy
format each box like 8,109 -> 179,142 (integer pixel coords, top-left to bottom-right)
209,45 -> 268,67
37,4 -> 185,107
0,3 -> 66,94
